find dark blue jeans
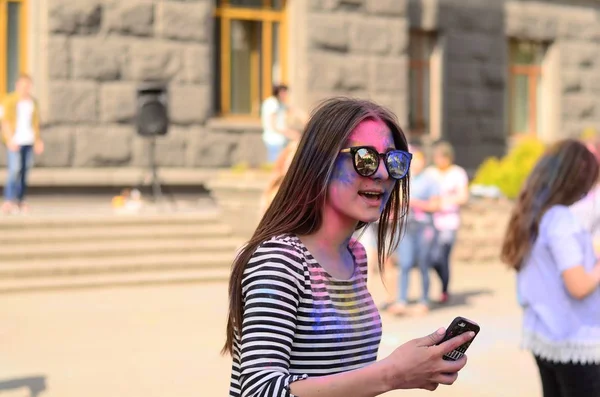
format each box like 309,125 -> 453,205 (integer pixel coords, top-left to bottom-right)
4,145 -> 33,203
432,229 -> 457,295
397,221 -> 437,304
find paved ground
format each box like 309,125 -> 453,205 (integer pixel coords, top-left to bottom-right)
0,261 -> 540,397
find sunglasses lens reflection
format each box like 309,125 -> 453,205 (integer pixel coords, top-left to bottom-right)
354,148 -> 378,176
387,151 -> 410,179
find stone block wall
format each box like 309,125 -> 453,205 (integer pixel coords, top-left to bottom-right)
402,0 -> 600,172
300,0 -> 410,126
417,0 -> 508,171
453,197 -> 513,265
35,0 -> 216,168
16,0 -> 600,172
505,1 -> 600,140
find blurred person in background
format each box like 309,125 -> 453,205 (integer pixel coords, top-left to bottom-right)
1,74 -> 44,215
259,139 -> 299,214
501,139 -> 600,397
259,100 -> 308,213
428,141 -> 469,303
384,144 -> 440,316
260,84 -> 302,164
570,135 -> 600,254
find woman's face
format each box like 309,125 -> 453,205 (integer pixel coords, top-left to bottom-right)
411,152 -> 425,175
433,149 -> 452,169
326,119 -> 397,225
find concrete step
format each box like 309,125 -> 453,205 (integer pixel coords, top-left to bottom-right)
0,211 -> 222,230
0,167 -> 214,187
0,267 -> 231,294
0,223 -> 232,244
0,237 -> 244,261
0,252 -> 235,278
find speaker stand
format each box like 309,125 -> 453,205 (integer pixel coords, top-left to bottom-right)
137,137 -> 177,211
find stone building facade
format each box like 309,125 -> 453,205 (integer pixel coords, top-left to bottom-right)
5,0 -> 600,172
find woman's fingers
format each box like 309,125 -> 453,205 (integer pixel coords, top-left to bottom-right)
433,371 -> 459,385
424,382 -> 439,391
435,331 -> 475,358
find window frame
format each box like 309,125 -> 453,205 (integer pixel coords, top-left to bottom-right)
408,30 -> 436,137
508,39 -> 545,137
0,0 -> 28,100
215,0 -> 287,118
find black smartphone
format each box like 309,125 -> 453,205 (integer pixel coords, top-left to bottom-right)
437,316 -> 480,361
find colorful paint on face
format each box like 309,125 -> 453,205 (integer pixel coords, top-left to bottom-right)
331,156 -> 357,187
325,119 -> 397,225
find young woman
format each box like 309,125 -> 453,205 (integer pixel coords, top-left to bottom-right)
223,97 -> 474,397
501,139 -> 600,397
386,145 -> 440,316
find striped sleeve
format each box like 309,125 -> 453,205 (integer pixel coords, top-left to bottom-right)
238,239 -> 308,397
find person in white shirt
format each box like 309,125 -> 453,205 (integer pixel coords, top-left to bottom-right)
1,75 -> 44,214
427,141 -> 469,304
260,84 -> 301,163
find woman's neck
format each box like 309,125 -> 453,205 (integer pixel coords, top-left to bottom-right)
302,208 -> 357,256
437,164 -> 453,173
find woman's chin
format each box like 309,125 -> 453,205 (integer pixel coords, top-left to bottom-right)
359,212 -> 381,224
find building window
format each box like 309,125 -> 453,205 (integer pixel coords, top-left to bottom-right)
408,31 -> 436,136
508,40 -> 546,136
215,0 -> 287,117
0,0 -> 27,98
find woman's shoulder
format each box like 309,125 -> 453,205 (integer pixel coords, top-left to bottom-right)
254,233 -> 304,254
247,234 -> 307,274
424,166 -> 439,178
241,235 -> 307,296
541,205 -> 582,235
543,205 -> 574,219
448,165 -> 469,182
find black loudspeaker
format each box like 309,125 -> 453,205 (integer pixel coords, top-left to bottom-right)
136,82 -> 169,137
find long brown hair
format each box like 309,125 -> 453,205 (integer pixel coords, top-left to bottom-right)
221,97 -> 410,355
501,139 -> 599,270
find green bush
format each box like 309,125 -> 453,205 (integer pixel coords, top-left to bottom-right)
472,137 -> 546,199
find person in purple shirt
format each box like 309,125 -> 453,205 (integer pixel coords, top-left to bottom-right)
570,138 -> 600,253
501,139 -> 600,397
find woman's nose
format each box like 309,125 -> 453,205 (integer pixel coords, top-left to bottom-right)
372,157 -> 390,180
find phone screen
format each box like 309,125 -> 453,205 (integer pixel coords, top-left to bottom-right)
437,316 -> 480,361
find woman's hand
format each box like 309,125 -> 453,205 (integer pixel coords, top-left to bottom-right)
380,327 -> 474,391
7,142 -> 18,152
34,140 -> 45,155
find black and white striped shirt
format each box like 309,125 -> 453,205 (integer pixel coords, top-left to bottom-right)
229,234 -> 382,397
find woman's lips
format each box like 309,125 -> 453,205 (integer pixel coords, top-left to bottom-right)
358,191 -> 383,205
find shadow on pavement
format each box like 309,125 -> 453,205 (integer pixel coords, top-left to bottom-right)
428,288 -> 495,311
0,375 -> 47,397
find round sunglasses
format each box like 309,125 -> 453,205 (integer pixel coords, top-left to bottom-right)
339,146 -> 412,180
